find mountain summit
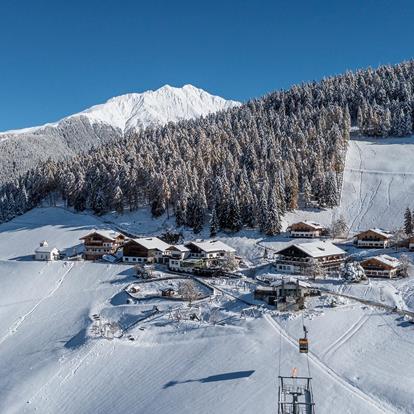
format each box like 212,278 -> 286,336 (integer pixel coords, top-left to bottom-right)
0,85 -> 240,183
72,84 -> 240,133
1,84 -> 240,136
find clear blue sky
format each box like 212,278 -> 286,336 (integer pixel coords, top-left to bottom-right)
1,0 -> 414,131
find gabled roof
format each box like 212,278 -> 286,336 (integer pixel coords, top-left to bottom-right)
80,229 -> 124,241
127,237 -> 170,251
270,277 -> 311,289
186,240 -> 236,253
276,240 -> 345,258
356,228 -> 393,239
35,245 -> 59,253
362,254 -> 401,269
292,221 -> 324,230
167,244 -> 190,252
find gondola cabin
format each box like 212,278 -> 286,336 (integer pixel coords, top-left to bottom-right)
299,338 -> 309,353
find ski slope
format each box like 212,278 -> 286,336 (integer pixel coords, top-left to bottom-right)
285,136 -> 414,233
0,207 -> 414,413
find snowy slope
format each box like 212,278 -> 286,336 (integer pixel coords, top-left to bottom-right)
1,207 -> 414,413
70,84 -> 240,133
284,136 -> 414,233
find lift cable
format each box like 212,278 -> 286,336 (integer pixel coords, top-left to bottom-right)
300,311 -> 312,380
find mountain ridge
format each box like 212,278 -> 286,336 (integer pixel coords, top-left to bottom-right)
0,84 -> 240,136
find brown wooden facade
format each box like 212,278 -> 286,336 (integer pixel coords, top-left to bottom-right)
355,230 -> 392,248
360,257 -> 400,278
80,232 -> 125,260
289,222 -> 324,238
275,245 -> 345,274
122,239 -> 168,264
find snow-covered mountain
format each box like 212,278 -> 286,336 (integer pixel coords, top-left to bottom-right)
1,84 -> 240,136
0,84 -> 240,183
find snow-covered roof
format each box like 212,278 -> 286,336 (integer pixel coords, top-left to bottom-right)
270,278 -> 311,289
35,245 -> 58,253
363,255 -> 401,268
80,229 -> 124,241
130,237 -> 170,252
278,240 -> 345,258
186,240 -> 236,253
293,221 -> 324,230
357,228 -> 393,239
167,244 -> 190,252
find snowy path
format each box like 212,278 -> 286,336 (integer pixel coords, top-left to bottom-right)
321,312 -> 370,359
0,262 -> 74,347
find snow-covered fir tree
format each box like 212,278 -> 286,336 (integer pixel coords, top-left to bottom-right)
404,207 -> 413,235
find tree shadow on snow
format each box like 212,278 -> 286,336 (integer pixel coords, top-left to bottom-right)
64,328 -> 88,350
110,291 -> 132,306
163,370 -> 255,389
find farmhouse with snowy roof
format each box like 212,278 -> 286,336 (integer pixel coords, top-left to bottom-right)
274,240 -> 346,274
185,240 -> 236,258
354,229 -> 393,248
122,237 -> 171,264
168,240 -> 237,273
360,255 -> 402,278
288,221 -> 326,238
34,240 -> 59,261
254,278 -> 312,309
80,230 -> 126,260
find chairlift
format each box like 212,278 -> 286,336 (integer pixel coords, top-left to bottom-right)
299,325 -> 309,354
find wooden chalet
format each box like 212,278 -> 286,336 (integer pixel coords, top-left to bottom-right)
254,278 -> 311,310
360,255 -> 402,278
166,245 -> 191,272
274,240 -> 346,274
185,240 -> 236,259
80,230 -> 126,260
289,221 -> 325,238
166,244 -> 190,260
122,237 -> 171,264
354,228 -> 393,248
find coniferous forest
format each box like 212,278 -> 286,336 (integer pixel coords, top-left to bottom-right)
2,61 -> 414,234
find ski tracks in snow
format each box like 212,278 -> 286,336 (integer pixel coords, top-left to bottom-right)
0,262 -> 74,347
264,313 -> 398,414
321,313 -> 370,360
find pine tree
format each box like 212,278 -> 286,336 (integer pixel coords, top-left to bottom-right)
210,206 -> 219,237
258,191 -> 268,233
112,185 -> 124,214
226,195 -> 242,232
263,192 -> 281,236
186,195 -> 204,234
302,177 -> 312,208
404,207 -> 413,235
322,172 -> 339,208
